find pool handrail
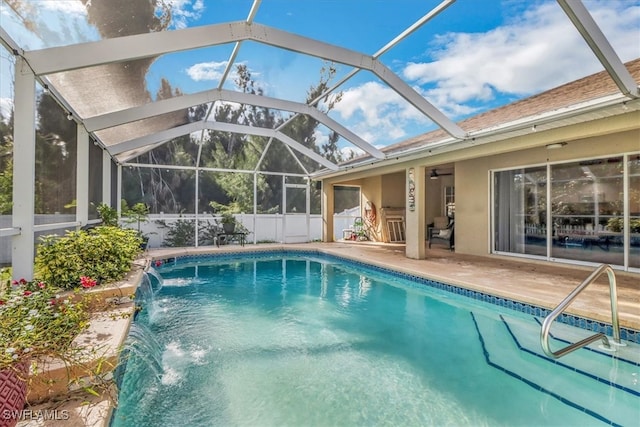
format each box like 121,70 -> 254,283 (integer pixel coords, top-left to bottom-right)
540,263 -> 621,359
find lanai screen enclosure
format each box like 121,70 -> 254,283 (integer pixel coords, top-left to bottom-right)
0,0 -> 638,279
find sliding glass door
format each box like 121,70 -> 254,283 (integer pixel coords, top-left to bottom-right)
550,157 -> 624,265
493,153 -> 639,270
493,166 -> 547,256
629,154 -> 640,268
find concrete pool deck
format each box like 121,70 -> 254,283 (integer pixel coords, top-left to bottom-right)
149,242 -> 640,332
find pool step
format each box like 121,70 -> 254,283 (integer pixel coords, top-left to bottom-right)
501,314 -> 640,393
471,313 -> 640,427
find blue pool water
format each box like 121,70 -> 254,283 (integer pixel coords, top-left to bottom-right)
111,253 -> 639,426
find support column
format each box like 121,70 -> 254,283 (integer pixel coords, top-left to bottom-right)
11,58 -> 36,280
405,166 -> 426,259
322,182 -> 334,242
194,168 -> 199,247
76,126 -> 89,227
116,165 -> 122,218
281,175 -> 286,243
253,172 -> 257,244
102,150 -> 111,205
306,178 -> 311,242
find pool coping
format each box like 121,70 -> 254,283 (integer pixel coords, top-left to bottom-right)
149,246 -> 640,344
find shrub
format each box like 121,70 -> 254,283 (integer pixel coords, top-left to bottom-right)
0,278 -> 91,370
607,217 -> 640,233
35,226 -> 142,289
158,219 -> 196,247
95,203 -> 119,227
122,201 -> 150,234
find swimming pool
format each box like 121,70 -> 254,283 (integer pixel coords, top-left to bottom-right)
111,252 -> 639,426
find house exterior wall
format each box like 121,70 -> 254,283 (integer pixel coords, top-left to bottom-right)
321,110 -> 639,267
381,172 -> 405,208
455,159 -> 490,255
456,127 -> 640,257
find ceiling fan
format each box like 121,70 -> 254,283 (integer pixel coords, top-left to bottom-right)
429,169 -> 453,180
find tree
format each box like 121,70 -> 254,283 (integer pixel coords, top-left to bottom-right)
0,115 -> 12,214
123,79 -> 196,213
118,60 -> 347,215
203,63 -> 345,214
34,93 -> 77,214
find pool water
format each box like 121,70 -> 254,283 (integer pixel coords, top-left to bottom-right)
111,254 -> 639,426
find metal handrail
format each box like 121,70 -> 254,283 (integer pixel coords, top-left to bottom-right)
541,264 -> 621,359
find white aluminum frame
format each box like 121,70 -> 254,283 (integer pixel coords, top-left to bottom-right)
3,0 -> 638,279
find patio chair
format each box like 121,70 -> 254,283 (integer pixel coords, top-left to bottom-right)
428,217 -> 454,251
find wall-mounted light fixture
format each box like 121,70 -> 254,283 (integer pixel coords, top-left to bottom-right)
545,142 -> 567,149
66,113 -> 73,120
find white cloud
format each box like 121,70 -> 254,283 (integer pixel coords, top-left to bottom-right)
313,129 -> 328,149
41,0 -> 87,15
332,81 -> 433,144
186,61 -> 229,82
164,0 -> 205,29
402,1 -> 640,115
340,146 -> 363,160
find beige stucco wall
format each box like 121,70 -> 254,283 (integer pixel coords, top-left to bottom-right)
381,172 -> 405,208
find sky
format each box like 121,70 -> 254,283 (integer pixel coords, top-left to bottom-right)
1,0 -> 639,157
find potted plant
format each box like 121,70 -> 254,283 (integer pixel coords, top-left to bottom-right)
219,212 -> 236,234
0,278 -> 92,426
209,202 -> 239,234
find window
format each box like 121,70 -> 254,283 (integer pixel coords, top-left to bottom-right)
444,186 -> 455,218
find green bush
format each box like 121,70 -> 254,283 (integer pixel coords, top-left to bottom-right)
607,217 -> 640,233
95,202 -> 119,226
35,226 -> 142,289
159,219 -> 197,247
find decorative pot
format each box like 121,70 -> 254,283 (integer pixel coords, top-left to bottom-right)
0,362 -> 28,427
140,236 -> 149,250
223,223 -> 235,233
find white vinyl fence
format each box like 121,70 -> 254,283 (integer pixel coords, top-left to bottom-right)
139,213 -> 323,248
1,209 -> 362,264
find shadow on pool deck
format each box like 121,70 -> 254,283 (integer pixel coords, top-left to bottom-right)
148,242 -> 640,331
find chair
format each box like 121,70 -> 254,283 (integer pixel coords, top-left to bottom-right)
428,217 -> 454,251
